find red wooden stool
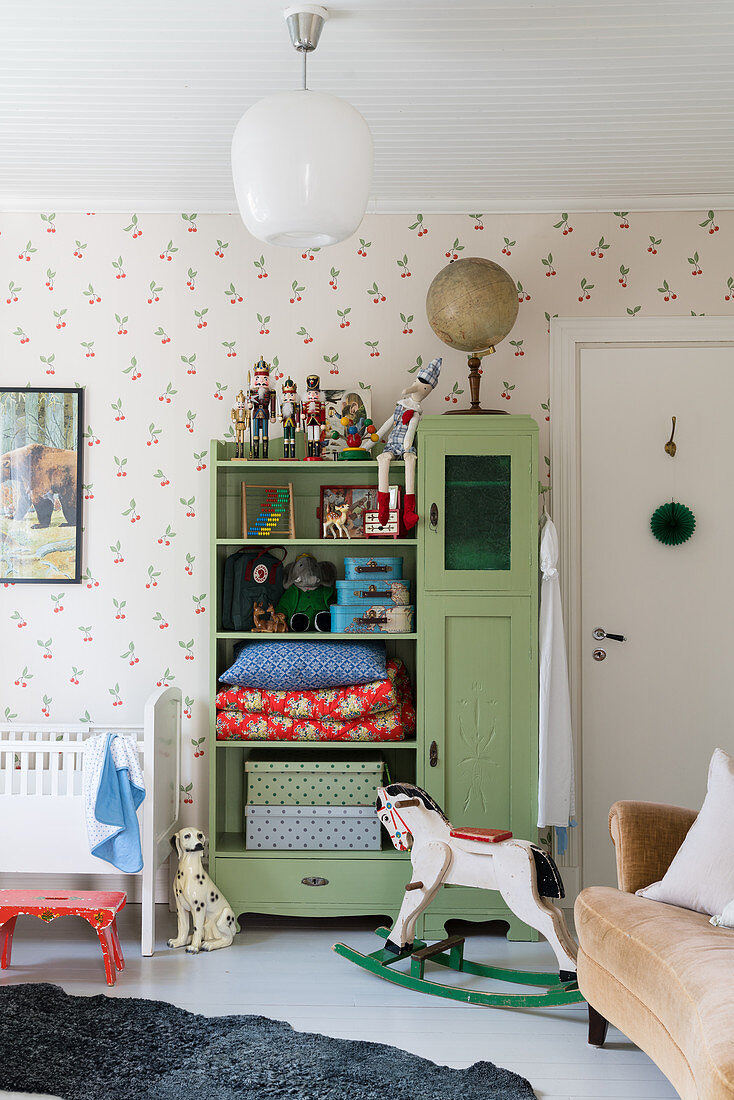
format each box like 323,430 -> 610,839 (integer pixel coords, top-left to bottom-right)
0,889 -> 127,986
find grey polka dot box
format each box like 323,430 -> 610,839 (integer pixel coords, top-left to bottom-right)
245,805 -> 382,850
244,754 -> 384,807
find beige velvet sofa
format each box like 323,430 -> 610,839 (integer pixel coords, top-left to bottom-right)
574,800 -> 734,1100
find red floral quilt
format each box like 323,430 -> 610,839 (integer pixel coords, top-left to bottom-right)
216,659 -> 415,742
216,657 -> 406,721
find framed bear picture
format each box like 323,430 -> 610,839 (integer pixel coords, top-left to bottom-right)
0,387 -> 84,583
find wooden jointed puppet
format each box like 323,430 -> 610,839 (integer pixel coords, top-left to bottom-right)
375,783 -> 578,978
367,357 -> 442,530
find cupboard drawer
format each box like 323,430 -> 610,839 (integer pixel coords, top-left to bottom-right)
213,855 -> 410,913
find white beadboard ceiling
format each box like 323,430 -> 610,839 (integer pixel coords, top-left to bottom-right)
1,0 -> 733,212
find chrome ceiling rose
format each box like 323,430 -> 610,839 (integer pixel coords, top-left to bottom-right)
284,5 -> 328,52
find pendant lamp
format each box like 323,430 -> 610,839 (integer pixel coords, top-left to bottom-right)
232,5 -> 373,248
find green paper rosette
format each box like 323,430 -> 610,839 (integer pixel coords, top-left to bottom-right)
650,501 -> 696,546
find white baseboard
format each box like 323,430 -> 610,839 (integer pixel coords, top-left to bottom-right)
0,865 -> 171,904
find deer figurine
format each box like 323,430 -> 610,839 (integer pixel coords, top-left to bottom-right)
252,602 -> 288,633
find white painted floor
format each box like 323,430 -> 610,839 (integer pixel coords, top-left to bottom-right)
0,905 -> 679,1100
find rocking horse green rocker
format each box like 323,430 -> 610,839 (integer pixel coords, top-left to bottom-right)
334,783 -> 585,1009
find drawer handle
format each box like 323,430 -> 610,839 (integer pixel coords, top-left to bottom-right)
429,741 -> 438,768
301,876 -> 329,887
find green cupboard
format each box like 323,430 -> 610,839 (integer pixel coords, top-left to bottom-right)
207,416 -> 539,940
416,415 -> 539,939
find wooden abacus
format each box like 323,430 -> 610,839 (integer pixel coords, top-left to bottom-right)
241,483 -> 295,540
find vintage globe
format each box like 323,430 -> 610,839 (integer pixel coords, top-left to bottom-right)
426,256 -> 519,354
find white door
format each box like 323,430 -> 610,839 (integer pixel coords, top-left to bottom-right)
551,321 -> 734,893
578,343 -> 734,887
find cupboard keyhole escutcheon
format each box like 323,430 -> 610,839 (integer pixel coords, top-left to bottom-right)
429,741 -> 438,767
301,877 -> 329,887
592,649 -> 607,662
429,503 -> 439,530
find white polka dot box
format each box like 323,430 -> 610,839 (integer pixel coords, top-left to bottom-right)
244,753 -> 384,850
245,804 -> 382,851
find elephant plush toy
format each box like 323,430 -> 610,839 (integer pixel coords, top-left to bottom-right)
276,552 -> 336,632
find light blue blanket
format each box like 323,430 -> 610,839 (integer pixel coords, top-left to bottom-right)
83,732 -> 146,873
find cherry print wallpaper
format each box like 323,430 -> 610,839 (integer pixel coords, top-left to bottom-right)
1,207 -> 731,816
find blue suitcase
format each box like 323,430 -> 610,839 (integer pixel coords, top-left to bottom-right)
335,579 -> 410,606
330,603 -> 415,634
343,556 -> 402,581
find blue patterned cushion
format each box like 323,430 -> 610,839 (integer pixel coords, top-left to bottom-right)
220,640 -> 387,691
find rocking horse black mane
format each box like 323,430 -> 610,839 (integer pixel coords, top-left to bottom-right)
377,782 -> 450,824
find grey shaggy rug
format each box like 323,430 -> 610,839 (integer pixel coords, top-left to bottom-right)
0,983 -> 537,1099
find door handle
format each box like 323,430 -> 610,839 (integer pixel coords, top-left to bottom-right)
592,627 -> 627,642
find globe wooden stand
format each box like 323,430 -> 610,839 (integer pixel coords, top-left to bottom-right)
444,352 -> 507,415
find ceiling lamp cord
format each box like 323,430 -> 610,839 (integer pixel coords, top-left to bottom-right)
303,49 -> 308,90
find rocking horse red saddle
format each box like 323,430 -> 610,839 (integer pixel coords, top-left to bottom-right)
449,827 -> 513,843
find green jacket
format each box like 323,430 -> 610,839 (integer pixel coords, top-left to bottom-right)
276,584 -> 335,625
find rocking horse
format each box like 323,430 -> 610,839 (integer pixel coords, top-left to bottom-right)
334,783 -> 584,1009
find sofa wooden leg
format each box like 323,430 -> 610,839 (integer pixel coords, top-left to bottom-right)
588,1003 -> 609,1046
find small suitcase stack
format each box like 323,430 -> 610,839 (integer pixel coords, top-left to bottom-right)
330,557 -> 415,634
244,752 -> 384,850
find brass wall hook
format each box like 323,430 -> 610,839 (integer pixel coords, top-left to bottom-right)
664,416 -> 677,457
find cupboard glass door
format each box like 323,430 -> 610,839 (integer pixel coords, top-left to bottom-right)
422,432 -> 533,593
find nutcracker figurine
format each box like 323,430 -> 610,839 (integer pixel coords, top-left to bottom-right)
230,389 -> 250,460
278,378 -> 302,460
303,374 -> 326,461
246,357 -> 277,459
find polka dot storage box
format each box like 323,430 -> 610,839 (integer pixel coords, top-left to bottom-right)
244,752 -> 384,807
245,804 -> 382,851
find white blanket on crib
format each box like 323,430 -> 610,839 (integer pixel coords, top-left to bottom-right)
83,732 -> 146,873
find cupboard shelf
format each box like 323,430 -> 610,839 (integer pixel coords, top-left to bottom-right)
215,460 -> 405,470
214,538 -> 417,547
214,740 -> 418,750
216,833 -> 411,858
215,631 -> 417,641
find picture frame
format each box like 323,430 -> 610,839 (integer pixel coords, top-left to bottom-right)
322,387 -> 372,460
319,484 -> 397,539
0,386 -> 84,583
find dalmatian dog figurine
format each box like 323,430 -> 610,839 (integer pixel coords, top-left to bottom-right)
168,827 -> 238,953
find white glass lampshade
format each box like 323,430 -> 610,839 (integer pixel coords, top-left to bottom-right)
232,89 -> 373,248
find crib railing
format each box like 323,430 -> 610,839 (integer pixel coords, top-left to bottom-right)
0,725 -> 144,797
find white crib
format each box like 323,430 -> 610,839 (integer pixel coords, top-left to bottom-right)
0,685 -> 181,956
